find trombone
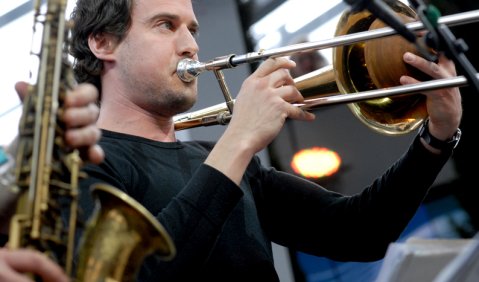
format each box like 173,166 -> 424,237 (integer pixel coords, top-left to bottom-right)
174,1 -> 479,135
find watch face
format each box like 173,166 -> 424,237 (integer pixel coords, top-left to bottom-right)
450,128 -> 462,149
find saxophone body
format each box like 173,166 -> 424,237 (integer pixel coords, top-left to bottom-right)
7,0 -> 175,280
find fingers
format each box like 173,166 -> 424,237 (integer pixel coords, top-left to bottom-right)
254,57 -> 296,78
64,83 -> 99,108
252,57 -> 314,121
14,81 -> 29,102
64,124 -> 101,148
14,81 -> 103,164
399,52 -> 456,96
65,125 -> 104,164
63,101 -> 99,128
273,85 -> 315,121
288,105 -> 316,122
62,83 -> 104,164
86,144 -> 105,165
400,52 -> 455,83
272,69 -> 295,88
0,249 -> 69,282
400,52 -> 462,139
63,83 -> 100,127
255,57 -> 305,102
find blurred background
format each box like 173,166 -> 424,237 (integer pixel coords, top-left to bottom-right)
1,0 -> 478,281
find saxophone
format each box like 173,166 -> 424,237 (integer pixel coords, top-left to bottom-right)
7,0 -> 175,281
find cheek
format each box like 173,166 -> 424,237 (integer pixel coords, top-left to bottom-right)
137,44 -> 172,73
122,36 -> 155,63
121,36 -> 177,81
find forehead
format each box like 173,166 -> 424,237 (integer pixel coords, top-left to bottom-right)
133,0 -> 197,21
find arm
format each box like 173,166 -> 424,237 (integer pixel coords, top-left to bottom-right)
260,134 -> 450,262
258,53 -> 462,261
205,57 -> 315,185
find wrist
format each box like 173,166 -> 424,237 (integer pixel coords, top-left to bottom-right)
418,119 -> 461,154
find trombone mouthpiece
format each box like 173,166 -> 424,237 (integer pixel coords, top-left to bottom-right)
177,58 -> 206,82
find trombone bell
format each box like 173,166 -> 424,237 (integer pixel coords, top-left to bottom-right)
334,0 -> 428,135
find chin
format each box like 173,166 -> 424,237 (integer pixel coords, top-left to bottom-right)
167,94 -> 196,116
180,96 -> 197,113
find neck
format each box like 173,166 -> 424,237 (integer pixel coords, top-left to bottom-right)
97,98 -> 177,142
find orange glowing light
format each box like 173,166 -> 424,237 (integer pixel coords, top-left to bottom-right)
290,147 -> 341,178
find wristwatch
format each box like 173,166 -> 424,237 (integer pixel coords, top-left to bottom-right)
419,119 -> 462,152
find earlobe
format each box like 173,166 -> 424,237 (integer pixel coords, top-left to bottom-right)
88,33 -> 116,60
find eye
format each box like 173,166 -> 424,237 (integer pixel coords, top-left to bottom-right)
157,21 -> 174,31
190,28 -> 199,38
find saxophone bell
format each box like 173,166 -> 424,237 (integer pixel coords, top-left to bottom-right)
75,184 -> 175,282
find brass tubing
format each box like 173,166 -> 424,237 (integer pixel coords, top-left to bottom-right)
176,9 -> 479,82
174,72 -> 474,131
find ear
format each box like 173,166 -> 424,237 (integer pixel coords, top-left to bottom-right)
88,33 -> 117,61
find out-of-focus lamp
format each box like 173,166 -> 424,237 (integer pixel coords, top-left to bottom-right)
290,147 -> 341,179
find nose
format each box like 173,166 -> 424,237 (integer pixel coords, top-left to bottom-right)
177,26 -> 199,58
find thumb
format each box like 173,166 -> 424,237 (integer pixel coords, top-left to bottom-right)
14,81 -> 29,102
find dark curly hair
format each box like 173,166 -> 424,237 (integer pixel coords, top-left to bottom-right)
69,0 -> 133,95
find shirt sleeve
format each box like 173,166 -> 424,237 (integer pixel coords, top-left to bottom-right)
256,134 -> 452,261
146,164 -> 243,278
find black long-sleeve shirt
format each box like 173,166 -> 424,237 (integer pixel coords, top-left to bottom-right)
77,129 -> 451,281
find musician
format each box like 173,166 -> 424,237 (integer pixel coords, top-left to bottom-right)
0,81 -> 103,282
70,0 -> 462,281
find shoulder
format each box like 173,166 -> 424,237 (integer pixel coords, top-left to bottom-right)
183,140 -> 216,152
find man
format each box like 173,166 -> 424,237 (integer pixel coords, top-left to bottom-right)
69,0 -> 462,281
0,81 -> 103,282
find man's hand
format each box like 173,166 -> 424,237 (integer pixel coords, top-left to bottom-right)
0,248 -> 69,282
14,81 -> 104,164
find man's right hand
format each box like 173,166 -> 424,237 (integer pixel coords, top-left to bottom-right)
0,248 -> 69,282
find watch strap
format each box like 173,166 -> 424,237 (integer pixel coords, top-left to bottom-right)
419,119 -> 461,152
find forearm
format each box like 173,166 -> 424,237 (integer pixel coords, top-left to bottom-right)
265,135 -> 451,261
142,164 -> 243,279
205,129 -> 256,186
